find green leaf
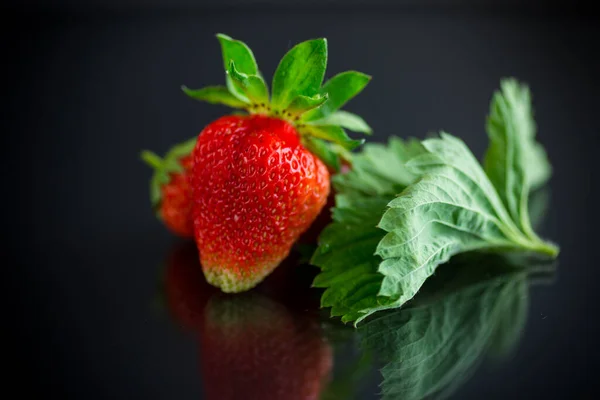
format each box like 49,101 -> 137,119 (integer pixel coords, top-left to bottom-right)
287,93 -> 329,116
271,38 -> 328,110
309,110 -> 372,134
526,142 -> 552,191
181,85 -> 249,108
216,33 -> 258,75
227,61 -> 269,105
301,125 -> 364,151
359,254 -> 551,400
312,128 -> 557,324
484,78 -> 551,237
226,75 -> 250,104
303,71 -> 371,121
302,137 -> 340,172
311,137 -> 427,324
333,137 -> 425,198
311,194 -> 389,323
216,34 -> 260,104
375,133 -> 558,305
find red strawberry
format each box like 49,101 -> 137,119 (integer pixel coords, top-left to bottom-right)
191,115 -> 330,291
141,138 -> 196,237
183,34 -> 372,292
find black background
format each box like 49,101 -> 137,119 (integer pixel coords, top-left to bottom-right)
4,0 -> 599,398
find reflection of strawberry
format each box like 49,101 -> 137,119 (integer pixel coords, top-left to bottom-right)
199,294 -> 332,400
141,138 -> 196,237
162,243 -> 332,400
164,242 -> 216,331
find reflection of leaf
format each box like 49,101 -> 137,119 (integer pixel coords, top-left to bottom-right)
358,255 -> 554,400
320,351 -> 373,400
487,279 -> 528,358
318,316 -> 375,400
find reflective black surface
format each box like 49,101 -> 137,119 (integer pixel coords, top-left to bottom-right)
159,244 -> 558,400
5,5 -> 599,399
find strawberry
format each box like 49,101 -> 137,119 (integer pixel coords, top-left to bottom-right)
162,243 -> 332,400
191,115 -> 330,291
141,138 -> 196,237
183,34 -> 372,292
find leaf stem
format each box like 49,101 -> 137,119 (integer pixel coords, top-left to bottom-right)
520,239 -> 560,258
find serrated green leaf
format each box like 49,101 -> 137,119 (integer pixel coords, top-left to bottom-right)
312,195 -> 389,319
333,137 -> 425,198
374,133 -> 558,306
311,137 -> 427,324
287,93 -> 329,116
181,85 -> 249,108
309,110 -> 372,134
271,38 -> 327,110
302,125 -> 364,151
303,137 -> 340,172
312,118 -> 557,324
359,254 -> 549,400
303,71 -> 371,121
227,61 -> 269,105
484,78 -> 551,237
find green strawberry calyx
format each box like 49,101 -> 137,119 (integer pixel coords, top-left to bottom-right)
140,137 -> 196,214
182,33 -> 372,171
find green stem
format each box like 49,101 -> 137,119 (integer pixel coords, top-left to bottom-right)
520,239 -> 560,258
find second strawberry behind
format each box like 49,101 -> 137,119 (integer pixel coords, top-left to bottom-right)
144,33 -> 371,292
